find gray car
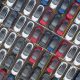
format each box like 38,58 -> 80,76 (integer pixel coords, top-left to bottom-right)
49,14 -> 61,31
4,10 -> 18,29
13,0 -> 25,11
29,68 -> 41,80
20,64 -> 33,80
12,37 -> 26,54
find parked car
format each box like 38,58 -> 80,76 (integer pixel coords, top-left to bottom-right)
38,52 -> 50,69
65,45 -> 78,62
29,46 -> 42,65
23,0 -> 36,16
22,21 -> 34,38
39,30 -> 52,48
21,42 -> 34,60
56,20 -> 69,36
47,35 -> 61,52
0,6 -> 9,23
14,15 -> 26,32
20,64 -> 33,80
65,24 -> 78,41
4,54 -> 15,70
47,57 -> 60,74
74,71 -> 80,80
6,0 -> 16,7
40,0 -> 49,6
49,0 -> 61,9
49,14 -> 61,31
0,28 -> 8,44
4,32 -> 17,49
0,49 -> 7,65
13,0 -> 25,11
0,68 -> 7,80
66,3 -> 79,20
58,0 -> 70,14
4,10 -> 18,29
41,73 -> 51,80
29,68 -> 41,80
54,62 -> 68,78
64,66 -> 77,80
6,74 -> 15,80
74,51 -> 80,66
39,8 -> 53,26
55,41 -> 70,58
74,30 -> 80,45
11,59 -> 24,76
31,5 -> 44,22
29,26 -> 44,43
76,0 -> 80,3
74,11 -> 80,25
12,37 -> 26,54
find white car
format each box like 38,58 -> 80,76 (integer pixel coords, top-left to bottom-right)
0,28 -> 8,44
0,49 -> 7,64
65,24 -> 78,41
6,0 -> 16,7
0,6 -> 9,23
73,51 -> 80,66
21,42 -> 34,60
74,30 -> 80,45
64,45 -> 78,62
64,66 -> 77,80
4,32 -> 17,49
22,21 -> 34,38
54,62 -> 68,78
14,15 -> 26,32
31,5 -> 44,22
11,59 -> 24,76
49,0 -> 61,9
23,0 -> 36,16
74,11 -> 80,25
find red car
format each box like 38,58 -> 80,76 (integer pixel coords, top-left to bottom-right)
56,20 -> 69,36
39,8 -> 53,26
29,26 -> 44,43
66,3 -> 79,20
55,41 -> 70,58
29,46 -> 42,65
47,57 -> 60,74
0,68 -> 7,80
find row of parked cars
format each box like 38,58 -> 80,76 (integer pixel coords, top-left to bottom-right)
0,0 -> 80,80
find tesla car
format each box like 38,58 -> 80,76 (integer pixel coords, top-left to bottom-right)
29,26 -> 44,43
4,32 -> 17,49
22,21 -> 34,38
47,57 -> 60,74
66,3 -> 79,20
65,24 -> 78,41
65,45 -> 78,62
23,0 -> 36,16
29,46 -> 42,65
39,8 -> 53,26
54,62 -> 68,78
0,28 -> 8,44
0,6 -> 9,23
11,58 -> 24,76
31,5 -> 44,22
64,66 -> 77,80
21,42 -> 34,60
14,15 -> 26,32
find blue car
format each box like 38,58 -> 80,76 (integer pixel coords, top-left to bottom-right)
41,0 -> 49,6
58,0 -> 70,14
76,0 -> 80,3
6,74 -> 15,80
47,35 -> 61,52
